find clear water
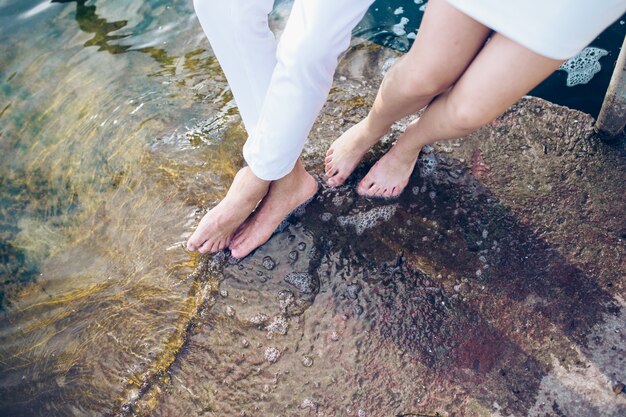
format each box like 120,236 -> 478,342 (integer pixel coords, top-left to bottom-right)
1,1 -> 625,416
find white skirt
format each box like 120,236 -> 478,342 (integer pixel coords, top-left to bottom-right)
446,0 -> 626,59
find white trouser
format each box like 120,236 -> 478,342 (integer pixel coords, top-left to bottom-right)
193,0 -> 375,180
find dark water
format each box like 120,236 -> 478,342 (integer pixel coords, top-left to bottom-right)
356,1 -> 626,118
1,1 -> 625,416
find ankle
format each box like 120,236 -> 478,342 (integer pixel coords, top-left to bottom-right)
362,115 -> 392,140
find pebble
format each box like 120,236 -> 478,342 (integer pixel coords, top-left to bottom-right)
264,347 -> 281,363
302,355 -> 314,367
225,305 -> 236,317
219,289 -> 228,297
262,256 -> 276,270
266,316 -> 288,337
346,283 -> 362,300
331,331 -> 340,341
612,381 -> 625,395
297,242 -> 307,251
288,250 -> 299,262
285,272 -> 315,294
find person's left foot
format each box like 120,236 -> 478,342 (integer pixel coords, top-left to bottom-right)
357,141 -> 420,198
229,161 -> 318,259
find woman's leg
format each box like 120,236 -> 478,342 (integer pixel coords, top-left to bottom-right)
358,33 -> 563,197
188,0 -> 276,253
325,0 -> 491,187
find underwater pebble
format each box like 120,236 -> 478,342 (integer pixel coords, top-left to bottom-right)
264,347 -> 281,363
241,338 -> 250,348
288,250 -> 299,262
285,272 -> 315,294
262,256 -> 276,270
612,381 -> 625,395
354,304 -> 364,316
346,283 -> 362,300
266,316 -> 288,338
219,289 -> 228,297
331,331 -> 340,341
412,186 -> 420,195
321,212 -> 333,222
302,355 -> 314,367
358,410 -> 366,417
225,305 -> 236,317
297,242 -> 307,251
301,398 -> 318,411
249,313 -> 269,325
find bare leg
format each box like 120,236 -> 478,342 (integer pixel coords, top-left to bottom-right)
358,33 -> 563,197
229,160 -> 318,259
325,0 -> 491,187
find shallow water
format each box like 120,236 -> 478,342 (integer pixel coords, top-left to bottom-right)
1,1 -> 625,417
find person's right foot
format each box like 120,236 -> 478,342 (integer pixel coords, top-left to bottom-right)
325,119 -> 388,187
229,161 -> 318,259
186,167 -> 269,254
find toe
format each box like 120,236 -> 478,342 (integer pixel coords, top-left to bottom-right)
357,178 -> 374,195
326,148 -> 334,157
325,155 -> 333,164
209,241 -> 220,253
198,240 -> 212,254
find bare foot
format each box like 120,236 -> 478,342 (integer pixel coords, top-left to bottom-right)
325,119 -> 389,187
357,142 -> 420,198
186,167 -> 269,254
229,161 -> 318,259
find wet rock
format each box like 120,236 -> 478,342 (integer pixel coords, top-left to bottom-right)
612,381 -> 625,395
285,272 -> 315,294
262,256 -> 276,270
300,398 -> 318,411
302,355 -> 314,367
346,283 -> 362,300
265,316 -> 288,338
288,250 -> 299,263
264,347 -> 281,363
248,313 -> 268,325
297,242 -> 307,251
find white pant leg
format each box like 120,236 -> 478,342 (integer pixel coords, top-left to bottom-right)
192,0 -> 277,131
243,0 -> 375,180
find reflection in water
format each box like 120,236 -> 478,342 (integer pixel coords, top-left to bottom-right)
52,0 -> 178,75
